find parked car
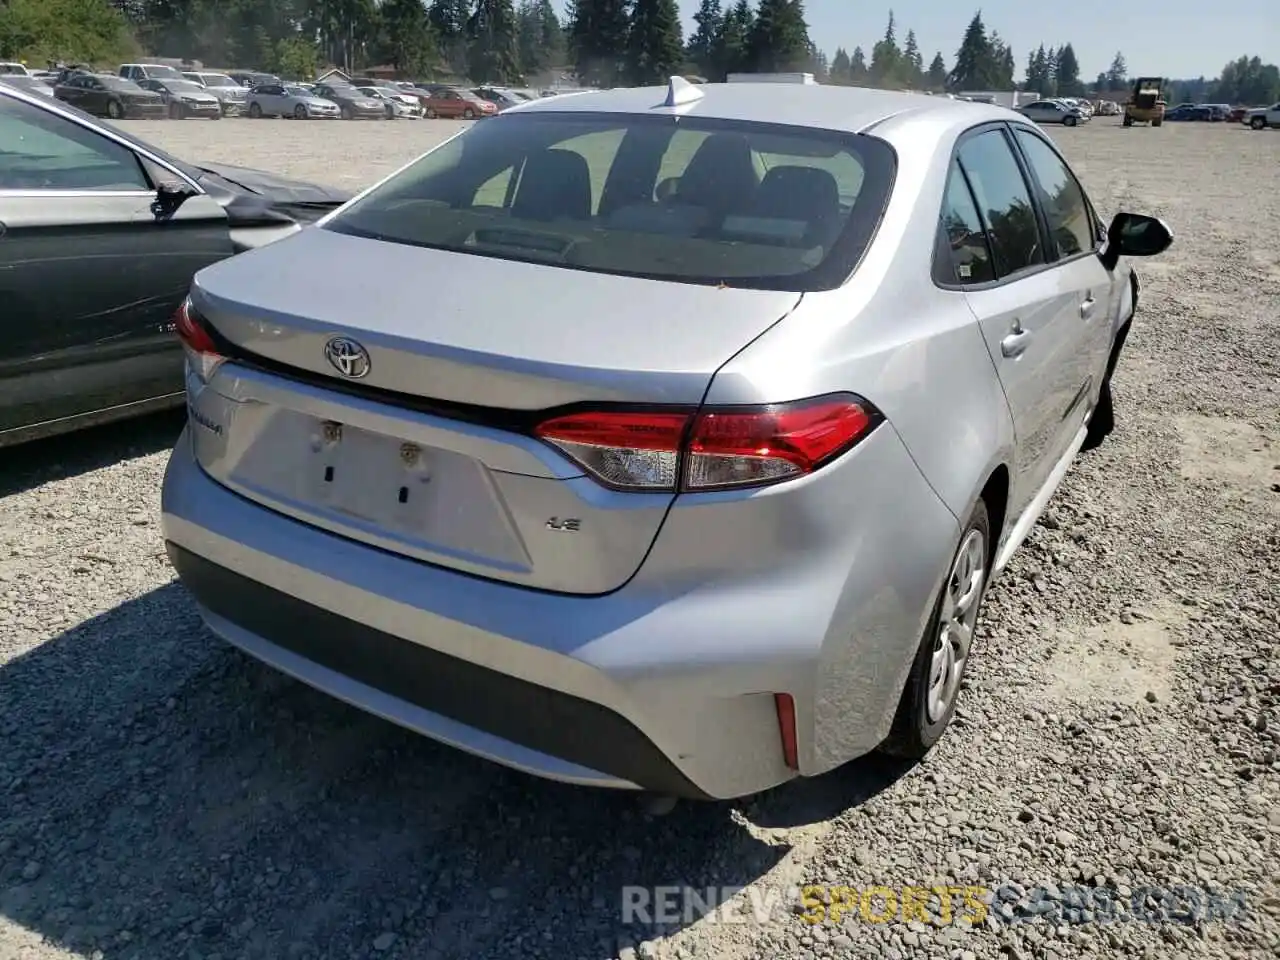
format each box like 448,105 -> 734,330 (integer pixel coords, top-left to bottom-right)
119,63 -> 187,84
1227,106 -> 1248,123
1164,103 -> 1204,121
313,82 -> 386,120
1017,99 -> 1089,126
0,75 -> 55,98
421,87 -> 497,119
54,74 -> 166,119
472,86 -> 526,111
139,78 -> 223,119
161,80 -> 1172,801
245,83 -> 341,119
182,71 -> 249,116
1244,103 -> 1280,129
228,70 -> 280,89
0,84 -> 350,449
356,85 -> 422,118
0,62 -> 31,76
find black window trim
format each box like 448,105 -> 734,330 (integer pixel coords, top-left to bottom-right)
933,157 -> 997,287
932,119 -> 1102,293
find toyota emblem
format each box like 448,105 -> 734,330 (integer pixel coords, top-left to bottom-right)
324,336 -> 371,379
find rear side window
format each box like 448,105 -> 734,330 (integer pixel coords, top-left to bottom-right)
955,129 -> 1044,278
323,112 -> 896,291
939,162 -> 995,284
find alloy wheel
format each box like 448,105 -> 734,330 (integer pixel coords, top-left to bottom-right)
926,527 -> 986,723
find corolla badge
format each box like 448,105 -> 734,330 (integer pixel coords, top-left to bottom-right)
324,336 -> 371,379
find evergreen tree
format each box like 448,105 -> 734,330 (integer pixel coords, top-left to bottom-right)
381,0 -> 436,77
869,9 -> 899,86
1105,50 -> 1127,90
567,0 -> 631,86
925,50 -> 946,89
902,28 -> 923,86
948,11 -> 997,90
713,0 -> 753,78
987,30 -> 1014,88
687,0 -> 722,77
829,45 -> 851,84
428,0 -> 471,75
745,0 -> 811,73
1054,42 -> 1081,96
849,44 -> 868,84
626,0 -> 683,85
468,0 -> 522,82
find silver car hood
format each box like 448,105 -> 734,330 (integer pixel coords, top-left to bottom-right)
190,224 -> 803,406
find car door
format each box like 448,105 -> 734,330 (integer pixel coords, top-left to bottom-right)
56,76 -> 87,108
0,91 -> 234,441
1009,125 -> 1116,408
945,125 -> 1089,519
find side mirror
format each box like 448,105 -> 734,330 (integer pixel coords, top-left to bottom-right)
1100,212 -> 1173,270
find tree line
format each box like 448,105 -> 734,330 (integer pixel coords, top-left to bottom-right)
2,0 -> 1276,104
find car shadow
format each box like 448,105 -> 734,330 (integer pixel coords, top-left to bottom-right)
0,584 -> 907,959
0,409 -> 185,498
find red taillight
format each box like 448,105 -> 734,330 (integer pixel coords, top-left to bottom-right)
534,394 -> 879,492
775,693 -> 799,770
175,297 -> 224,381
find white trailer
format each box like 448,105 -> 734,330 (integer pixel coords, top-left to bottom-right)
727,72 -> 817,85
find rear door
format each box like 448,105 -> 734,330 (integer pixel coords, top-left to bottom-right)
1008,125 -> 1116,404
0,91 -> 233,440
944,125 -> 1088,520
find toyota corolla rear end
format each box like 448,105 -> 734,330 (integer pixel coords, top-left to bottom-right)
161,103 -> 950,799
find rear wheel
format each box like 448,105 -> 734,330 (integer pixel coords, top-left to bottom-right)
1251,116 -> 1267,130
881,501 -> 991,759
1151,118 -> 1162,127
425,106 -> 437,119
106,99 -> 124,120
1063,115 -> 1077,127
294,104 -> 308,119
463,107 -> 475,119
248,102 -> 262,118
1122,114 -> 1133,127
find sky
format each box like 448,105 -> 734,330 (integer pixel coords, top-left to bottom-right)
553,0 -> 1277,81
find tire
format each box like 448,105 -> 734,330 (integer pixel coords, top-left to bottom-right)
1251,116 -> 1267,130
341,106 -> 353,120
248,102 -> 262,118
210,110 -> 221,120
463,107 -> 475,120
1064,115 -> 1077,127
1151,119 -> 1162,127
1122,115 -> 1133,127
425,106 -> 437,119
106,99 -> 124,120
385,104 -> 395,119
881,500 -> 991,760
294,104 -> 308,119
169,101 -> 183,120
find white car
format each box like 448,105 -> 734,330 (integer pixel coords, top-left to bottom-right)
357,85 -> 422,118
1019,99 -> 1089,126
1244,103 -> 1279,129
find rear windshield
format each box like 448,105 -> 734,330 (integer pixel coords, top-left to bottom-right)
323,112 -> 896,290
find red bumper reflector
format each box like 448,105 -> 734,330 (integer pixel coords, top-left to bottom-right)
774,693 -> 799,770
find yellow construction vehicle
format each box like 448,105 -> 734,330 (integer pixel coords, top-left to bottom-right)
1123,77 -> 1166,126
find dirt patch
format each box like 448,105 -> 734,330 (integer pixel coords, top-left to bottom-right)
1176,414 -> 1278,495
1043,606 -> 1187,705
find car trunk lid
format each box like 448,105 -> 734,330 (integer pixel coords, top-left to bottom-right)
186,226 -> 802,594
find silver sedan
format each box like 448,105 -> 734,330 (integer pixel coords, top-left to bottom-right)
245,82 -> 340,119
163,78 -> 1172,801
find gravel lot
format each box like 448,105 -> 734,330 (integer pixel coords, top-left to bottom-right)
1,117 -> 1277,960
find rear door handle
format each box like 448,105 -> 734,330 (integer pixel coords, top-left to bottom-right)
1001,329 -> 1032,358
1080,296 -> 1097,319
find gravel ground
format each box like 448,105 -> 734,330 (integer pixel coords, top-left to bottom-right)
1,117 -> 1277,960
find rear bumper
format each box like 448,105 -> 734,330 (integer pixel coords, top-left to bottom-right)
162,410 -> 957,799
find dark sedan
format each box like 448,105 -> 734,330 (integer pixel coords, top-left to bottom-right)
54,73 -> 166,119
312,82 -> 386,119
139,78 -> 223,119
0,84 -> 352,449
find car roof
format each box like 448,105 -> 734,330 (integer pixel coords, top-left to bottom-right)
509,80 -> 1017,133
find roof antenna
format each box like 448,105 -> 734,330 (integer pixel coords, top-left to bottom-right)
664,75 -> 704,108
